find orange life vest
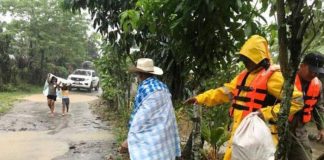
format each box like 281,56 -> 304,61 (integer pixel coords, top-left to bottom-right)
229,66 -> 279,118
289,75 -> 321,123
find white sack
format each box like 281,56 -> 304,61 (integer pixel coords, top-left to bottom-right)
232,112 -> 275,160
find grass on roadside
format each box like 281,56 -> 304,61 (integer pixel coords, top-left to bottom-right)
89,99 -> 130,160
0,84 -> 42,113
90,100 -> 129,143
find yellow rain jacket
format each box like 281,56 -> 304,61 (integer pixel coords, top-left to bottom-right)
195,35 -> 303,160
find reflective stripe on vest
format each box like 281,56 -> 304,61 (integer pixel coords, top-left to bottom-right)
229,65 -> 278,118
289,75 -> 321,123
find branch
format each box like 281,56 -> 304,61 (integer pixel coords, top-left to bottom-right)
115,23 -> 135,65
296,1 -> 316,40
296,0 -> 304,15
277,0 -> 288,79
302,20 -> 324,54
126,44 -> 135,65
308,0 -> 317,11
249,0 -> 259,21
242,0 -> 259,27
297,14 -> 314,40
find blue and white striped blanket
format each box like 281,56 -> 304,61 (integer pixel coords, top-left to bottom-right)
128,77 -> 181,160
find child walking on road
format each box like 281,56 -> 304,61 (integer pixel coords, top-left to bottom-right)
61,84 -> 70,116
47,74 -> 60,117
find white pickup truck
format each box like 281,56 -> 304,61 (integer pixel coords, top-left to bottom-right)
67,69 -> 99,92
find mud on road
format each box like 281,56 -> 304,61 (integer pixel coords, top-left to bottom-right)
0,92 -> 116,160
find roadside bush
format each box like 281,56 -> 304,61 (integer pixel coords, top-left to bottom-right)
0,83 -> 17,92
55,66 -> 69,78
0,83 -> 41,92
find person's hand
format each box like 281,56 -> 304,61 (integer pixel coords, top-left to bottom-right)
183,97 -> 197,105
256,110 -> 265,120
317,129 -> 324,141
118,146 -> 128,154
118,140 -> 128,154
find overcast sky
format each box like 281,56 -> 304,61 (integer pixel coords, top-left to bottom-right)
0,13 -> 14,23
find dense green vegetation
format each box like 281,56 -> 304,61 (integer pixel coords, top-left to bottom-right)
1,0 -> 323,159
63,0 -> 323,159
0,84 -> 42,113
0,0 -> 99,89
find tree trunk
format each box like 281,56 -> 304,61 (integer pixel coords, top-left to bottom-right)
276,0 -> 289,157
182,131 -> 193,160
0,69 -> 3,88
276,0 -> 288,79
40,49 -> 45,84
192,104 -> 202,160
127,75 -> 131,110
276,0 -> 309,159
181,104 -> 202,160
170,61 -> 185,100
276,75 -> 295,159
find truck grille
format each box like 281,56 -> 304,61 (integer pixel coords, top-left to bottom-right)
71,77 -> 85,81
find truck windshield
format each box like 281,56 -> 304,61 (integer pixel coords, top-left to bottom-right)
73,70 -> 91,76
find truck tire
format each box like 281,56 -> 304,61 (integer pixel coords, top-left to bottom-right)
95,82 -> 99,91
88,84 -> 92,93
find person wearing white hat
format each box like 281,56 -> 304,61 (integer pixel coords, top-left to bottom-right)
119,58 -> 181,160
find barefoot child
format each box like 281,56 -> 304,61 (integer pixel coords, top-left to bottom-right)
61,83 -> 70,116
47,74 -> 60,116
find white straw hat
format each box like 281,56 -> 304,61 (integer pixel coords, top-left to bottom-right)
129,58 -> 163,75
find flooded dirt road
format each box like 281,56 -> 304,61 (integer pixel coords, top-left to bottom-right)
0,91 -> 115,160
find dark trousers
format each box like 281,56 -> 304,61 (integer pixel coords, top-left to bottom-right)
288,116 -> 312,160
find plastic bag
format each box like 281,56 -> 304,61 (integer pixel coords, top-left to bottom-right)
56,89 -> 62,99
232,112 -> 275,160
48,73 -> 73,85
43,73 -> 72,97
43,80 -> 49,96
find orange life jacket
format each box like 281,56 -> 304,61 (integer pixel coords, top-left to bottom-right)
289,75 -> 321,123
229,66 -> 279,118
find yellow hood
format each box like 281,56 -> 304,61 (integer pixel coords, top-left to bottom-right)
239,35 -> 272,64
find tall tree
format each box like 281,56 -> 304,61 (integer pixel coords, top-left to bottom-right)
0,25 -> 13,86
275,0 -> 323,159
64,1 -> 270,158
64,0 -> 270,100
0,0 -> 94,84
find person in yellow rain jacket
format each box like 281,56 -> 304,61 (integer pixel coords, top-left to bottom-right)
184,35 -> 303,160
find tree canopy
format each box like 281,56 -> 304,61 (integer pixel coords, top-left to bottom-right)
64,0 -> 272,100
0,0 -> 99,86
63,0 -> 324,159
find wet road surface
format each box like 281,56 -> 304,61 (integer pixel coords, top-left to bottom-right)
0,92 -> 115,160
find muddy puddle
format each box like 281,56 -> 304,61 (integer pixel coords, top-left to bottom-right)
0,131 -> 68,160
0,130 -> 114,160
